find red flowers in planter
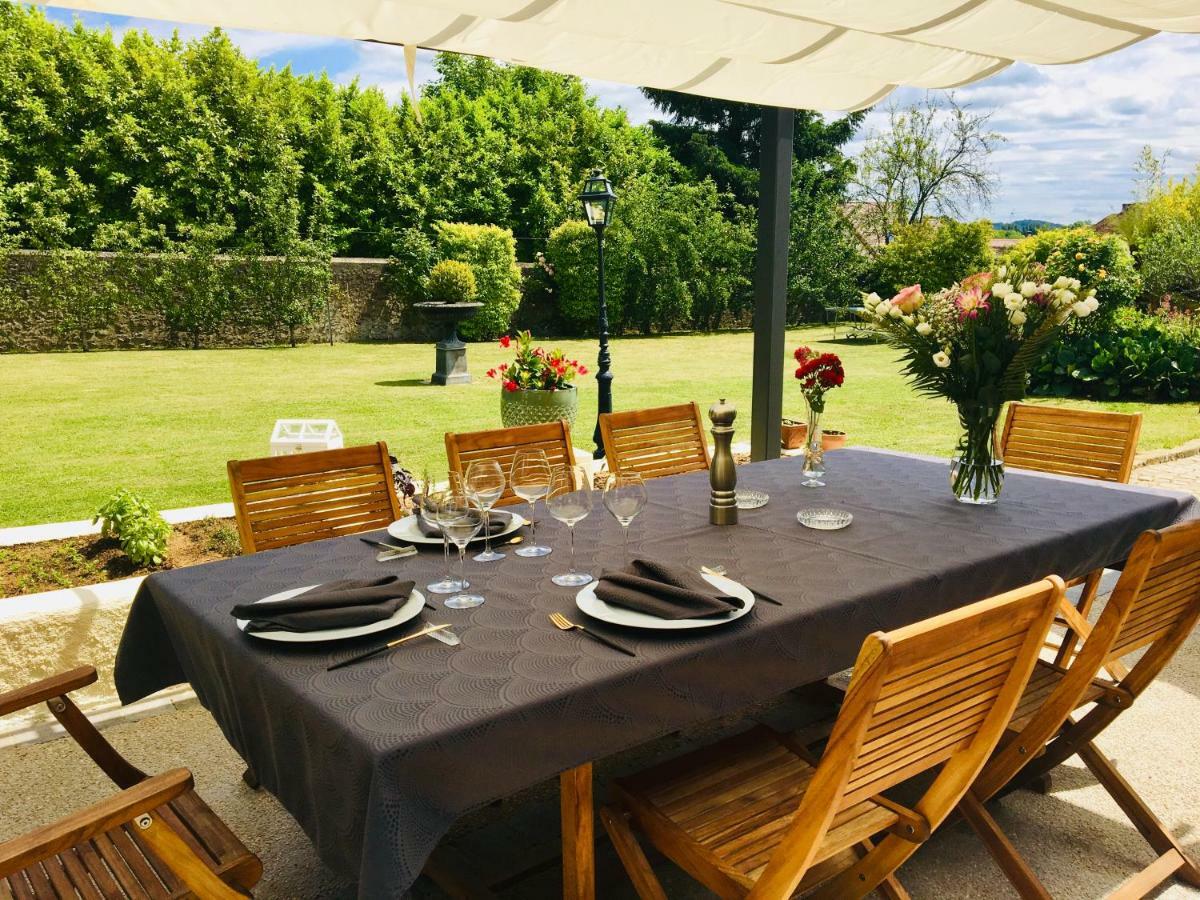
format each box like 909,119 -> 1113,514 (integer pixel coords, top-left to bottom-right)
488,331 -> 589,391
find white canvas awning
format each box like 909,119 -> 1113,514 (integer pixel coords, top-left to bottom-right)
42,0 -> 1200,110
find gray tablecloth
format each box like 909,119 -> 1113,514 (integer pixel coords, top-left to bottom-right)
114,448 -> 1198,898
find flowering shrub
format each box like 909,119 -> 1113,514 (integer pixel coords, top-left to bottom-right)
487,330 -> 588,392
793,346 -> 844,413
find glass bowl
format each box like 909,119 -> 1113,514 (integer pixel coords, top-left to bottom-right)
736,489 -> 769,510
796,508 -> 853,530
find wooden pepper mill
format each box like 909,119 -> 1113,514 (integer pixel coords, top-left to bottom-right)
708,398 -> 738,525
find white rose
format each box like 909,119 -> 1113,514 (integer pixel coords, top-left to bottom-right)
1070,278 -> 1081,291
997,265 -> 1007,279
1020,281 -> 1038,297
916,321 -> 933,336
1037,282 -> 1052,295
1073,300 -> 1092,318
1054,275 -> 1071,289
902,314 -> 915,326
1060,290 -> 1076,305
864,292 -> 881,309
888,304 -> 903,318
1003,293 -> 1026,311
1009,309 -> 1027,326
932,350 -> 951,368
1085,296 -> 1100,312
992,282 -> 1013,297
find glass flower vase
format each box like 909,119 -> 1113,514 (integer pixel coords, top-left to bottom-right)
950,411 -> 1004,505
801,403 -> 825,487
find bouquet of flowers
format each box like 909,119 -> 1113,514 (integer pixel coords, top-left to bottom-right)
487,330 -> 588,392
862,265 -> 1099,503
793,346 -> 845,486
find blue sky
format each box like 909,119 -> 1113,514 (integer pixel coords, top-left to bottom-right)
40,5 -> 1200,225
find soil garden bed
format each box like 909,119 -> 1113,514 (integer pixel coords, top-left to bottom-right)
0,517 -> 241,597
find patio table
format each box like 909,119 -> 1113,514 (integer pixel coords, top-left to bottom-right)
114,448 -> 1198,899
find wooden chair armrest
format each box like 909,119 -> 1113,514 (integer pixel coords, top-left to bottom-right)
0,768 -> 192,878
0,666 -> 97,718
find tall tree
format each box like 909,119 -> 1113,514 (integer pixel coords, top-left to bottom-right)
852,93 -> 1002,243
639,90 -> 864,208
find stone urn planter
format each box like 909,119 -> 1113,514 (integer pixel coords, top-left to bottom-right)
500,385 -> 579,431
413,301 -> 483,385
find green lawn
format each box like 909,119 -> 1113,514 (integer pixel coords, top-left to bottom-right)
2,326 -> 1196,527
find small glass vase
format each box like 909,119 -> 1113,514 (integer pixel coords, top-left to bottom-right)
801,403 -> 825,487
951,415 -> 1004,505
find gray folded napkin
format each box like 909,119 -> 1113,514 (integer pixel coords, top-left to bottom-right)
232,576 -> 415,633
595,559 -> 745,620
417,508 -> 513,538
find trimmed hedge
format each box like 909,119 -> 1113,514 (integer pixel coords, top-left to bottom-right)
435,222 -> 521,340
544,220 -> 628,333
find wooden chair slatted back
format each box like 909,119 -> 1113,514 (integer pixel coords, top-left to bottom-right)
973,520 -> 1200,803
445,420 -> 575,507
227,442 -> 402,554
749,579 -> 1060,899
600,403 -> 710,480
1108,521 -> 1200,664
1000,403 -> 1142,483
835,580 -> 1061,808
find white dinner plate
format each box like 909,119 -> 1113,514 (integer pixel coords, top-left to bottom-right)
236,584 -> 426,643
387,511 -> 526,546
575,572 -> 755,631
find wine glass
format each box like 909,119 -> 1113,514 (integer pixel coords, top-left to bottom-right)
603,472 -> 646,564
510,449 -> 553,558
439,493 -> 486,609
546,465 -> 593,587
417,484 -> 463,595
465,459 -> 506,563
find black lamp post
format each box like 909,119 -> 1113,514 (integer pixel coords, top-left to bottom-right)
580,170 -> 617,459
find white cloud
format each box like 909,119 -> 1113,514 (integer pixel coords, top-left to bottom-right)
850,32 -> 1200,223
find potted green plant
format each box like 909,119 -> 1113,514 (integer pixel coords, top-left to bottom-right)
488,330 -> 588,430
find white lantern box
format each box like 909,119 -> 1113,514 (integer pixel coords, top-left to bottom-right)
269,419 -> 344,456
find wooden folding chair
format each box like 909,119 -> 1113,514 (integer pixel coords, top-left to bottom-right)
445,420 -> 576,507
959,519 -> 1200,899
600,578 -> 1062,900
0,666 -> 262,898
1000,402 -> 1144,665
598,403 -> 710,480
227,441 -> 403,553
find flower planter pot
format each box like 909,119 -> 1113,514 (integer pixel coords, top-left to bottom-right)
822,430 -> 847,451
781,419 -> 807,450
500,385 -> 579,431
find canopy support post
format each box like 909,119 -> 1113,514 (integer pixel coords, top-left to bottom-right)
750,106 -> 794,462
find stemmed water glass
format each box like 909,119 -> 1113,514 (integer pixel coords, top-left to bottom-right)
439,492 -> 487,609
417,483 -> 464,595
510,449 -> 553,557
465,459 -> 506,563
546,465 -> 593,587
603,472 -> 646,563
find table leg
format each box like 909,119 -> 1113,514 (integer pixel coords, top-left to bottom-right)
560,763 -> 595,900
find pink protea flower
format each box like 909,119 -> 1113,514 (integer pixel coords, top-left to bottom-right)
955,286 -> 990,320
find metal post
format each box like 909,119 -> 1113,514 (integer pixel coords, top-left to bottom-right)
592,228 -> 612,459
750,106 -> 794,462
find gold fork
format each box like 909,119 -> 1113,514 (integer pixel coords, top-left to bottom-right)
549,612 -> 636,657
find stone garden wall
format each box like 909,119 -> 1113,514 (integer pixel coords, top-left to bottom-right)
0,251 -> 436,352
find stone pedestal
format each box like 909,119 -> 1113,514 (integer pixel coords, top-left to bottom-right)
414,302 -> 483,386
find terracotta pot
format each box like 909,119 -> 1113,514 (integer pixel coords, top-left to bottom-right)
781,419 -> 807,450
821,430 -> 847,451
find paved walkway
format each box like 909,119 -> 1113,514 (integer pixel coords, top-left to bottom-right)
1135,452 -> 1200,498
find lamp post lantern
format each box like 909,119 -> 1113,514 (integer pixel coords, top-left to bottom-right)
580,170 -> 617,459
